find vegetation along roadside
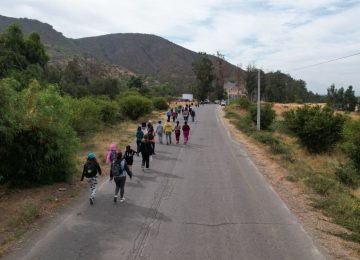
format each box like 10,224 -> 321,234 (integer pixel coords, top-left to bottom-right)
224,98 -> 360,257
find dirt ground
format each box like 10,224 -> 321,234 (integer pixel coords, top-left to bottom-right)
221,106 -> 360,259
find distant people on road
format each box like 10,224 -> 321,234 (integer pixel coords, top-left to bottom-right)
174,121 -> 181,144
140,135 -> 152,170
166,110 -> 172,121
182,121 -> 190,144
190,109 -> 195,122
124,145 -> 136,171
172,109 -> 177,122
81,153 -> 102,205
110,152 -> 132,203
156,120 -> 164,144
164,119 -> 173,145
183,109 -> 189,121
136,126 -> 144,156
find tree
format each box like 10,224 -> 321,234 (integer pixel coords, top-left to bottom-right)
192,52 -> 214,100
344,86 -> 357,111
0,24 -> 49,88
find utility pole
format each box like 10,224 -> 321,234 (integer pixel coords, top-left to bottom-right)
257,69 -> 261,131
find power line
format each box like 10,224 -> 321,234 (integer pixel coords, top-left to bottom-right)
290,52 -> 360,71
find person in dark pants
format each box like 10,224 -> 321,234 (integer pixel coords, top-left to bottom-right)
110,152 -> 132,203
140,135 -> 152,170
81,153 -> 102,205
136,126 -> 144,155
124,145 -> 136,171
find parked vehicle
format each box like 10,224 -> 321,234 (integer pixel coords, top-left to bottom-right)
221,100 -> 226,106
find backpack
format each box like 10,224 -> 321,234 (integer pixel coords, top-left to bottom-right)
84,161 -> 98,178
109,150 -> 117,162
111,159 -> 124,178
148,130 -> 154,140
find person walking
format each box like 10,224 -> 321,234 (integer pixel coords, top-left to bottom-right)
182,121 -> 190,144
166,110 -> 172,121
147,124 -> 156,155
140,135 -> 152,170
106,143 -> 117,166
81,153 -> 102,205
136,126 -> 144,156
183,109 -> 189,122
174,121 -> 181,144
124,145 -> 136,171
172,109 -> 177,123
156,120 -> 164,144
163,119 -> 173,145
110,152 -> 132,203
191,109 -> 196,122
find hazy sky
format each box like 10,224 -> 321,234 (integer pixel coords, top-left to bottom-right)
1,0 -> 359,95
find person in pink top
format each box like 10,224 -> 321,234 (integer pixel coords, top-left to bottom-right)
182,121 -> 190,144
106,143 -> 117,174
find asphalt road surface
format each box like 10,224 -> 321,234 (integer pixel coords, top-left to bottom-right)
6,105 -> 327,260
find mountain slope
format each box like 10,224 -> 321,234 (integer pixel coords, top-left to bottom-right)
0,14 -> 83,60
0,15 -> 240,89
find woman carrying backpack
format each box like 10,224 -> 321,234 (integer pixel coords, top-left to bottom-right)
81,153 -> 102,205
110,152 -> 132,203
106,143 -> 117,165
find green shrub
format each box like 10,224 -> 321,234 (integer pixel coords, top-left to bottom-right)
152,97 -> 169,110
118,95 -> 153,120
232,98 -> 251,110
0,82 -> 79,187
283,106 -> 345,153
249,103 -> 276,130
335,165 -> 360,189
305,174 -> 340,196
66,96 -> 103,134
342,119 -> 360,172
94,97 -> 121,125
226,111 -> 255,134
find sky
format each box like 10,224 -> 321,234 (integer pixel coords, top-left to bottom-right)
1,0 -> 359,95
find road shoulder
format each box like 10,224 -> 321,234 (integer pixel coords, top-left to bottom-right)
217,106 -> 359,260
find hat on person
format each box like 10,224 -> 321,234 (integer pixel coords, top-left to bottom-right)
109,143 -> 116,151
87,153 -> 96,159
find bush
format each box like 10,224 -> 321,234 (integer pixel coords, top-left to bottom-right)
283,106 -> 345,153
342,119 -> 360,172
0,82 -> 79,187
335,165 -> 360,189
66,96 -> 103,134
225,111 -> 255,134
152,97 -> 169,110
232,98 -> 251,110
94,97 -> 121,125
249,103 -> 276,130
118,95 -> 153,120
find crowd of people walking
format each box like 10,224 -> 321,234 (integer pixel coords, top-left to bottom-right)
81,103 -> 197,205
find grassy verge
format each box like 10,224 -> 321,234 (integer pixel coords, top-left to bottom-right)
225,107 -> 360,247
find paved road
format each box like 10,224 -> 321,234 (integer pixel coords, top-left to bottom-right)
6,105 -> 327,260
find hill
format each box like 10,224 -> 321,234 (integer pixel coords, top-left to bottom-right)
0,14 -> 241,91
